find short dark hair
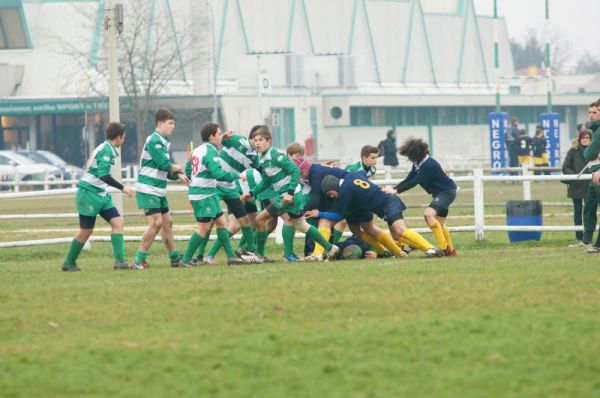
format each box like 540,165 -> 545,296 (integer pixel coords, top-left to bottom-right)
253,126 -> 272,141
105,122 -> 126,140
398,137 -> 429,164
155,109 -> 174,126
200,122 -> 220,142
249,124 -> 265,139
360,145 -> 379,158
590,102 -> 598,108
386,129 -> 394,138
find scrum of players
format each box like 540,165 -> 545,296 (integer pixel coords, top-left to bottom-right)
61,109 -> 457,272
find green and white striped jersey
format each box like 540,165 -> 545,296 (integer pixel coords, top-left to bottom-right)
345,161 -> 376,178
79,141 -> 117,195
217,134 -> 259,191
187,142 -> 238,201
136,131 -> 175,197
251,146 -> 301,197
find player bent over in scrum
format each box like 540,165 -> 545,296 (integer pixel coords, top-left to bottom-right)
318,173 -> 440,258
240,126 -> 339,262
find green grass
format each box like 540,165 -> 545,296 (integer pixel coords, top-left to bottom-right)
1,233 -> 600,397
1,182 -> 599,396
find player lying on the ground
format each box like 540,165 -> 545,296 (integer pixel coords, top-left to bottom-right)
384,137 -> 458,256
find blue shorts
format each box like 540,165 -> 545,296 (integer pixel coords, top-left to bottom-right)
429,190 -> 457,218
376,195 -> 406,227
346,210 -> 374,225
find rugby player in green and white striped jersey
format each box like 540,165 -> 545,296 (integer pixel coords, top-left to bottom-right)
240,126 -> 339,262
62,122 -> 135,272
344,145 -> 379,178
133,109 -> 190,269
180,122 -> 254,266
201,128 -> 261,264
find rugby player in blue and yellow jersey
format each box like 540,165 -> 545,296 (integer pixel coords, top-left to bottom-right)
318,172 -> 439,257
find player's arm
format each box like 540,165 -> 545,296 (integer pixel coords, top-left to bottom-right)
393,167 -> 419,194
317,211 -> 344,222
584,133 -> 600,161
147,139 -> 177,173
221,133 -> 241,149
205,151 -> 237,182
96,152 -> 134,196
276,153 -> 301,196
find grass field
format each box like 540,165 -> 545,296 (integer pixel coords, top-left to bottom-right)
1,182 -> 600,397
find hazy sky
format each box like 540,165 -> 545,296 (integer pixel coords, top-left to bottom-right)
473,0 -> 600,69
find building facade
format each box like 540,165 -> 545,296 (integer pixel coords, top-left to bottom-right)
0,0 -> 597,168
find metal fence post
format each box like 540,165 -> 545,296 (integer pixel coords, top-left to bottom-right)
473,168 -> 485,240
522,163 -> 531,200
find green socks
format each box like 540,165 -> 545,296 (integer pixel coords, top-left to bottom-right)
110,233 -> 126,262
241,226 -> 256,252
333,229 -> 343,244
134,249 -> 148,263
168,249 -> 181,260
183,232 -> 203,262
255,230 -> 270,256
306,226 -> 332,251
64,239 -> 84,265
217,227 -> 236,258
195,233 -> 210,258
282,225 -> 296,257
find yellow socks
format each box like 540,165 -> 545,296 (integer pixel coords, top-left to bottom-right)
428,220 -> 448,250
400,229 -> 434,251
375,231 -> 404,257
313,227 -> 331,256
359,232 -> 387,254
442,225 -> 454,251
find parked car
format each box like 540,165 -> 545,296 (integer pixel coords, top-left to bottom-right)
18,149 -> 84,180
0,151 -> 63,189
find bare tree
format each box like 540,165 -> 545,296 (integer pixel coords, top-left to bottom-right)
49,0 -> 205,157
510,28 -> 573,73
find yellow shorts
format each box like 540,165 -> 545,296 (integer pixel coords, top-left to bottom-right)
518,156 -> 531,166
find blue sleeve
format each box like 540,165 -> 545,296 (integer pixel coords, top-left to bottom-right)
394,167 -> 419,193
318,211 -> 344,222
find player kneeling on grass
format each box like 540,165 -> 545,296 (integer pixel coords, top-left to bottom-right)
386,137 -> 458,256
180,123 -> 255,267
240,126 -> 339,262
62,122 -> 135,272
318,173 -> 440,258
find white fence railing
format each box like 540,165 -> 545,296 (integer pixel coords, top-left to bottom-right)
0,165 -> 592,247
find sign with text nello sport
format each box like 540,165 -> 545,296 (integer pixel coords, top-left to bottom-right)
488,112 -> 509,171
539,113 -> 560,169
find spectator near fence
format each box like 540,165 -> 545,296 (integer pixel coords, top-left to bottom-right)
507,117 -> 520,170
378,129 -> 399,167
581,101 -> 600,253
562,129 -> 592,247
532,125 -> 549,175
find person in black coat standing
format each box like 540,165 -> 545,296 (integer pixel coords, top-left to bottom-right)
562,129 -> 592,246
378,129 -> 399,167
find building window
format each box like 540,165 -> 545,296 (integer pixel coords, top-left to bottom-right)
0,2 -> 31,49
